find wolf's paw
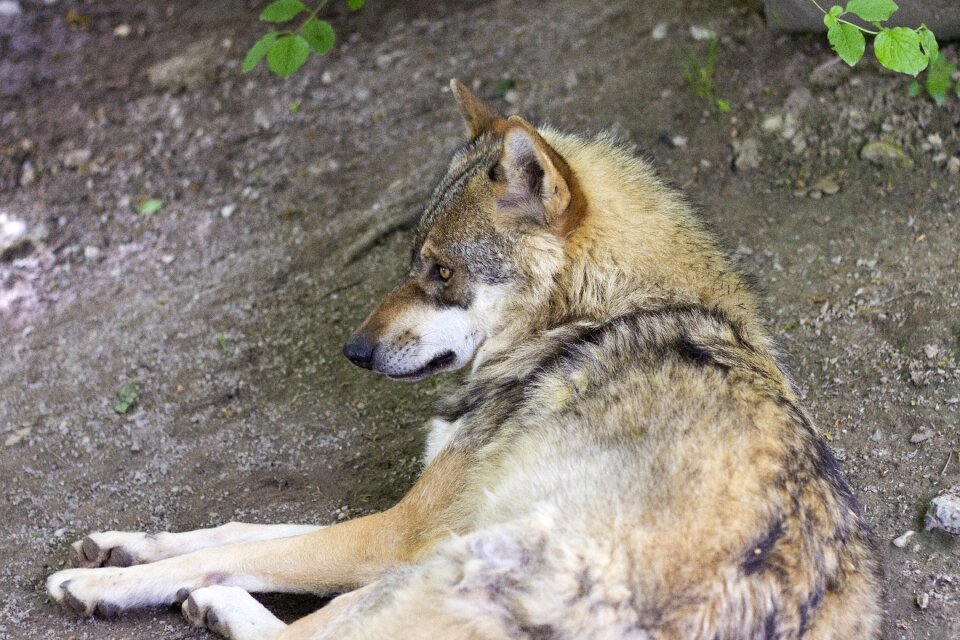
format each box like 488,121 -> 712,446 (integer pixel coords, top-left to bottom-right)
47,567 -> 129,617
183,586 -> 285,640
70,531 -> 156,568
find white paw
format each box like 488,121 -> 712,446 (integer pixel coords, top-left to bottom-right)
47,567 -> 130,617
183,586 -> 286,640
69,531 -> 155,568
47,564 -> 183,617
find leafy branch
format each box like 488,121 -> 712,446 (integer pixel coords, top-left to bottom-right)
243,0 -> 365,78
812,0 -> 956,103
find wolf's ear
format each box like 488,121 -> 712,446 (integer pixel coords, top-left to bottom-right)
497,116 -> 573,229
450,79 -> 501,139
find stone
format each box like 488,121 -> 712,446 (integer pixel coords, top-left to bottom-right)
0,1 -> 21,17
0,212 -> 29,260
860,141 -> 913,169
63,148 -> 91,168
113,23 -> 131,38
220,204 -> 236,219
783,87 -> 812,114
811,175 -> 840,196
892,530 -> 915,548
19,160 -> 35,186
147,38 -> 218,91
948,156 -> 960,175
4,426 -> 31,447
733,138 -> 761,171
689,26 -> 713,41
760,114 -> 783,134
83,245 -> 101,261
765,0 -> 960,39
910,428 -> 934,444
651,23 -> 667,40
924,494 -> 960,535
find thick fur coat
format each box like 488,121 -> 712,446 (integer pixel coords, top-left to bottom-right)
47,81 -> 882,640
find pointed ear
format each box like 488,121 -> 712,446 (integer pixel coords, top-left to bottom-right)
450,79 -> 501,139
497,116 -> 573,229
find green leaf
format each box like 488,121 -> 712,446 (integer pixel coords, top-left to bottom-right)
874,27 -> 928,76
907,79 -> 921,96
845,0 -> 898,22
827,23 -> 865,67
267,35 -> 310,77
259,0 -> 305,23
302,18 -> 335,54
715,98 -> 731,113
828,5 -> 844,16
918,25 -> 938,61
114,380 -> 140,414
136,198 -> 163,215
242,32 -> 278,72
926,52 -> 956,105
347,0 -> 365,9
823,13 -> 839,28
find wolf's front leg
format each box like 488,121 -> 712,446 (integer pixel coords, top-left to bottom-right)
71,522 -> 324,568
47,510 -> 401,616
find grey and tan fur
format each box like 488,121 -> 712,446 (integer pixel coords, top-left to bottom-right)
47,80 -> 882,639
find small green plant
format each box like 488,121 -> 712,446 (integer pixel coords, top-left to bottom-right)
114,380 -> 140,415
812,0 -> 956,102
136,198 -> 163,216
682,38 -> 731,113
243,0 -> 365,78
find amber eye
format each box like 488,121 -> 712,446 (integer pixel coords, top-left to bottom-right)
437,266 -> 452,282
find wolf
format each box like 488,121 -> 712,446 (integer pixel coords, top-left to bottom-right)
47,80 -> 882,639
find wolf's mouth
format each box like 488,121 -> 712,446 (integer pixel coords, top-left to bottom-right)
386,350 -> 457,381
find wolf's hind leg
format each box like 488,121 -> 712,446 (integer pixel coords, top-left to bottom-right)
182,585 -> 287,640
71,523 -> 324,568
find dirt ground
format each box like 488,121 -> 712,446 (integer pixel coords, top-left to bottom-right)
1,0 -> 959,638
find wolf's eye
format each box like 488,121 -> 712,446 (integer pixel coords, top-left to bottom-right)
488,163 -> 504,182
437,266 -> 452,282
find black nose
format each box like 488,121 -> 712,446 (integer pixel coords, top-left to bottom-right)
343,334 -> 376,369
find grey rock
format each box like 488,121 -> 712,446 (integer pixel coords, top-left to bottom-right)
924,494 -> 960,535
0,212 -> 29,260
783,87 -> 812,114
0,1 -> 21,17
733,138 -> 761,172
147,38 -> 219,91
760,114 -> 783,134
63,148 -> 91,168
861,141 -> 914,168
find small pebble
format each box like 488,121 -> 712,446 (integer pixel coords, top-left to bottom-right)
910,428 -> 933,444
651,23 -> 667,40
916,592 -> 929,610
0,0 -> 21,17
892,530 -> 914,548
4,426 -> 31,447
689,25 -> 713,41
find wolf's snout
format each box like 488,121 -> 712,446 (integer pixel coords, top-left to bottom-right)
343,334 -> 376,369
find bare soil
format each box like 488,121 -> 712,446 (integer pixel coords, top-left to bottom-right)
1,1 -> 958,638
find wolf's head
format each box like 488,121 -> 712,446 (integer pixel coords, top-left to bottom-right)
343,80 -> 582,381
